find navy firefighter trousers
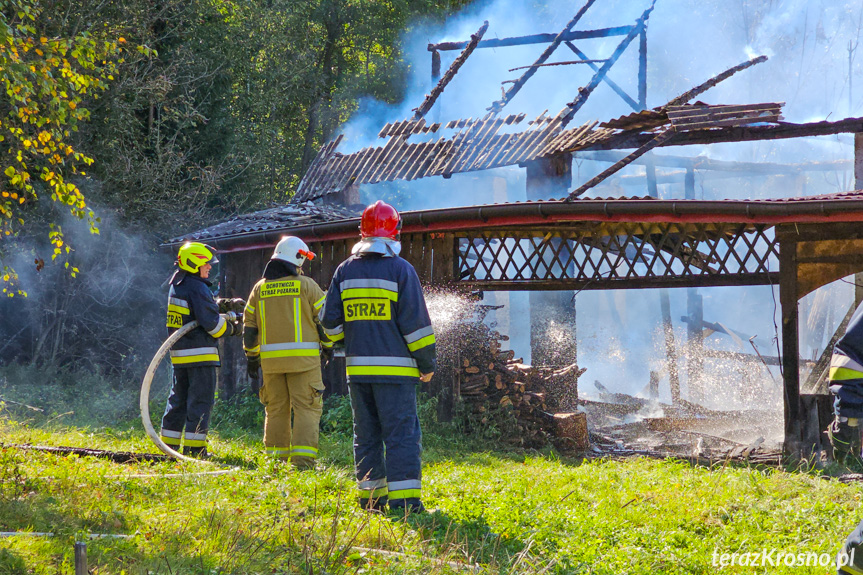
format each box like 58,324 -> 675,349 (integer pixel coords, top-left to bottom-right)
349,381 -> 422,509
160,365 -> 217,455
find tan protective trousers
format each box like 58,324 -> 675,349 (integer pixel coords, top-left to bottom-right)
259,368 -> 324,468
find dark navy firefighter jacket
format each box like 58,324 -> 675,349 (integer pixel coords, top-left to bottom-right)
830,303 -> 863,418
319,253 -> 436,384
166,271 -> 230,368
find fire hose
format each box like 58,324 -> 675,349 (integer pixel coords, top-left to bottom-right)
139,313 -> 238,465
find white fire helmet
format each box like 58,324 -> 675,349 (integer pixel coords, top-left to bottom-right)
271,236 -> 316,267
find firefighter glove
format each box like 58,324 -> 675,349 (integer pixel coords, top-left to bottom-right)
246,355 -> 261,379
321,345 -> 334,365
223,319 -> 242,337
218,298 -> 246,314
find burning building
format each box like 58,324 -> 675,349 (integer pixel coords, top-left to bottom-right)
166,0 -> 863,459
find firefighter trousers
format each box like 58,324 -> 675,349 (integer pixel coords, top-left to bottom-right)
349,382 -> 422,510
160,366 -> 216,455
260,368 -> 324,468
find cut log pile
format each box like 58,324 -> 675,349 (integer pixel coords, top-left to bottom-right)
449,303 -> 587,450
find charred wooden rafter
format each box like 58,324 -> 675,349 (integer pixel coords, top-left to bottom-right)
566,128 -> 676,200
426,26 -> 634,52
293,112 -> 612,201
565,41 -> 640,111
561,1 -> 656,129
489,0 -> 598,114
506,59 -> 608,73
413,21 -> 488,121
584,116 -> 863,151
667,55 -> 768,106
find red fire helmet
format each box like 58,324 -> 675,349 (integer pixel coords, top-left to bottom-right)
360,200 -> 401,239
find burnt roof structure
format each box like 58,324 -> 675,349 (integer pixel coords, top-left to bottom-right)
167,202 -> 358,246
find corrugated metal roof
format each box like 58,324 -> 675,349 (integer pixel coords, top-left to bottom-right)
166,202 -> 360,245
163,191 -> 863,251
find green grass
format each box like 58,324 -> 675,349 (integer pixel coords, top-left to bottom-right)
1,369 -> 862,573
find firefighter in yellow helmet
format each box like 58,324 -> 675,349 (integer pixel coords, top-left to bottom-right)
243,236 -> 332,468
162,242 -> 244,457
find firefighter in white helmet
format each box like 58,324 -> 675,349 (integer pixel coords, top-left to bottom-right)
243,235 -> 332,468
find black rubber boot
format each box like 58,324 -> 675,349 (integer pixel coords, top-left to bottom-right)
183,446 -> 209,459
829,419 -> 862,465
359,496 -> 388,513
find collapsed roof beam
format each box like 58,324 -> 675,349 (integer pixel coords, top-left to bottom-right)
566,128 -> 676,200
561,1 -> 656,129
489,0 -> 598,114
414,21 -> 489,120
427,26 -> 633,52
667,55 -> 768,107
565,42 -> 640,111
586,116 -> 863,150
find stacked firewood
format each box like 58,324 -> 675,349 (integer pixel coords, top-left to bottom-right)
452,309 -> 586,448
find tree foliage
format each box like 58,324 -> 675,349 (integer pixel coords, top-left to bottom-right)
0,0 -> 125,295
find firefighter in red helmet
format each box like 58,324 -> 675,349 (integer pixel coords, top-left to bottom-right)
319,200 -> 436,513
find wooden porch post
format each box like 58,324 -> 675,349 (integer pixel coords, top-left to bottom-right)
525,155 -> 577,368
778,234 -> 802,456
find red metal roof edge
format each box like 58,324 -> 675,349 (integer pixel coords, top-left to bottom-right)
166,193 -> 863,253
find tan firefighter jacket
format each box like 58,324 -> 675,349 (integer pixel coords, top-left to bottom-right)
244,274 -> 329,374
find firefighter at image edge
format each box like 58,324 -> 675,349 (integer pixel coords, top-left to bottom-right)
162,242 -> 244,458
319,200 -> 436,514
827,300 -> 863,466
242,236 -> 332,469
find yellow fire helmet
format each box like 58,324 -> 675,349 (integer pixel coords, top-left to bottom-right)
177,242 -> 219,274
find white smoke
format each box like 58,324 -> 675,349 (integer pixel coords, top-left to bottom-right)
337,0 -> 861,411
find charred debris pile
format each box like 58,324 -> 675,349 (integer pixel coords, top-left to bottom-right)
432,294 -> 782,463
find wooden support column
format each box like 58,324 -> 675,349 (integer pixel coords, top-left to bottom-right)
778,235 -> 802,457
526,155 -> 577,369
525,154 -> 572,199
683,168 -> 702,402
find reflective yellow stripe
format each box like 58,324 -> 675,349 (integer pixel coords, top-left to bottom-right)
167,304 -> 190,315
406,334 -> 435,352
259,300 -> 266,345
244,304 -> 255,315
265,447 -> 291,458
160,435 -> 181,446
346,366 -> 420,378
171,354 -> 219,365
341,288 -> 398,301
388,489 -> 421,500
358,487 -> 389,498
211,320 -> 227,338
328,331 -> 344,342
314,296 -> 326,310
840,565 -> 863,575
260,349 -> 320,359
829,367 -> 863,382
244,344 -> 261,354
183,438 -> 207,447
321,340 -> 334,349
294,298 -> 302,341
290,445 -> 318,457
